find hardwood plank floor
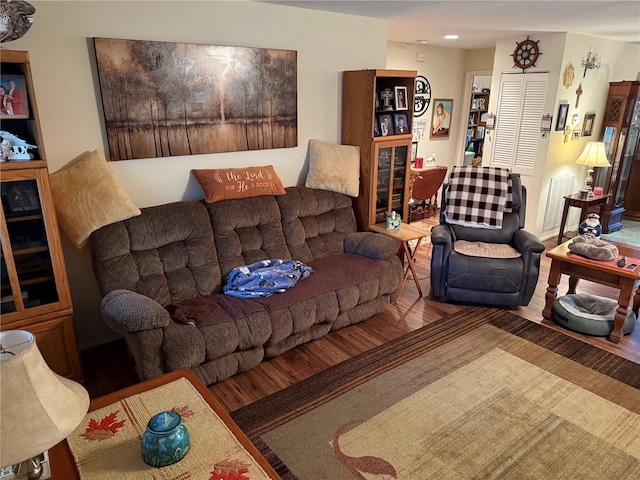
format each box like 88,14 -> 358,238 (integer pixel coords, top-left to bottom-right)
81,215 -> 640,412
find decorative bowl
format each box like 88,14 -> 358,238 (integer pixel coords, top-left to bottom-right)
141,411 -> 190,467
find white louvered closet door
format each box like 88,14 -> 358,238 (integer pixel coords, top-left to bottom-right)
490,72 -> 548,183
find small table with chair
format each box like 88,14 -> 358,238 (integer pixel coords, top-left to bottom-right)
408,165 -> 448,223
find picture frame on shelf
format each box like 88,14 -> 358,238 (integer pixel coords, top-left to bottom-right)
393,112 -> 409,134
378,113 -> 393,137
411,141 -> 418,162
556,103 -> 569,131
582,113 -> 596,136
430,99 -> 453,138
3,180 -> 40,215
0,75 -> 29,119
373,116 -> 380,137
394,86 -> 408,111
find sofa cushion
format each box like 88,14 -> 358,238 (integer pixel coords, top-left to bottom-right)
277,186 -> 357,263
90,201 -> 220,304
206,196 -> 291,279
305,139 -> 360,197
192,165 -> 286,203
50,150 -> 141,249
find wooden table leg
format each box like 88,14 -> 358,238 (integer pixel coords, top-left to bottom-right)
401,239 -> 423,297
557,200 -> 571,245
568,276 -> 580,294
610,279 -> 635,344
543,260 -> 563,320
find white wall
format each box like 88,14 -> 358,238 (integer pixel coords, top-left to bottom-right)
9,1 -> 388,348
386,42 -> 468,172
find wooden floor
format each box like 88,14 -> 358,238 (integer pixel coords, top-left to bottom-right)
81,215 -> 640,412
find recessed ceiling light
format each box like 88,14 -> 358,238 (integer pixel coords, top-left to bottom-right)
444,34 -> 459,40
417,39 -> 428,44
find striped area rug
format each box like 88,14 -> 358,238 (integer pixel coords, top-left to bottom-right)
231,307 -> 640,479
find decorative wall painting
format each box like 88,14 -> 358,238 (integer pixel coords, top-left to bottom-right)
93,38 -> 297,161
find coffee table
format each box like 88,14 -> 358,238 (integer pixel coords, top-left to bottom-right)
543,240 -> 640,343
48,369 -> 280,479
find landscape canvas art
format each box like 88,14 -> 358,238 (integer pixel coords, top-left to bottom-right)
93,38 -> 297,161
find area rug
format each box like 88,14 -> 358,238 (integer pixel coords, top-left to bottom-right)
231,307 -> 640,479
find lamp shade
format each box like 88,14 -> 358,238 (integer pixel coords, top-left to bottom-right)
0,330 -> 89,468
574,142 -> 611,167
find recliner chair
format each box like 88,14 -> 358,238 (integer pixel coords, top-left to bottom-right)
430,173 -> 545,308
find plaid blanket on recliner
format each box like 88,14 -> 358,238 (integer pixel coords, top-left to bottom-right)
444,166 -> 512,229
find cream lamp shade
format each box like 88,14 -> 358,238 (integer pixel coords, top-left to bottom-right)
574,141 -> 611,193
0,330 -> 90,470
574,142 -> 611,168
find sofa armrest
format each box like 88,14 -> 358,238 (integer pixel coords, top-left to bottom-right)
344,232 -> 399,260
101,289 -> 172,334
513,229 -> 545,255
429,225 -> 454,298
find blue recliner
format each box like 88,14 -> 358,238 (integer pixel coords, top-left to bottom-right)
430,173 -> 545,308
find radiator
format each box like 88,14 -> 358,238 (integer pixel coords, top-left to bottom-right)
544,174 -> 578,236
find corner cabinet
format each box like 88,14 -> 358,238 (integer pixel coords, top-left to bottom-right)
594,80 -> 640,232
342,69 -> 417,230
1,50 -> 82,380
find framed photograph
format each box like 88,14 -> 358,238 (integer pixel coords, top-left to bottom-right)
393,113 -> 409,134
373,117 -> 380,137
572,129 -> 581,140
556,103 -> 569,131
486,114 -> 495,130
378,114 -> 393,137
430,99 -> 453,138
411,141 -> 418,162
0,75 -> 29,119
394,86 -> 408,111
582,113 -> 596,136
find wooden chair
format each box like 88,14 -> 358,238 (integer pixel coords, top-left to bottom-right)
408,166 -> 448,223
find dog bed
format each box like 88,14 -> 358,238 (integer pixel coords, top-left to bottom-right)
552,293 -> 636,337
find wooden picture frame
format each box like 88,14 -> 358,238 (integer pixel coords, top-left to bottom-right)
556,103 -> 569,131
378,113 -> 393,137
430,99 -> 453,138
394,86 -> 408,111
0,74 -> 29,119
393,113 -> 409,134
373,116 -> 380,137
582,113 -> 596,136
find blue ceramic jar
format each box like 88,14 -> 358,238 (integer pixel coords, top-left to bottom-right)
141,411 -> 190,467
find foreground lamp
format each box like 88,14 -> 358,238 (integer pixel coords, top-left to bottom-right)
1,330 -> 89,480
574,142 -> 611,196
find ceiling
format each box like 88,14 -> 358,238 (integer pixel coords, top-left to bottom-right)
264,1 -> 640,49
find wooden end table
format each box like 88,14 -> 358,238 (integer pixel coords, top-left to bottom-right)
48,369 -> 280,479
370,222 -> 430,299
543,240 -> 640,343
557,192 -> 610,245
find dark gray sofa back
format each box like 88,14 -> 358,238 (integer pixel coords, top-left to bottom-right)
276,186 -> 357,263
90,201 -> 220,306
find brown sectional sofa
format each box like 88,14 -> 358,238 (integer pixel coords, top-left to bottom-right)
89,186 -> 403,386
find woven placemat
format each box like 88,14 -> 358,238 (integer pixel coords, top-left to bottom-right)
67,377 -> 271,480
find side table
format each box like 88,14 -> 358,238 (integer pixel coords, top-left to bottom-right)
48,369 -> 280,479
370,222 -> 430,299
557,192 -> 610,244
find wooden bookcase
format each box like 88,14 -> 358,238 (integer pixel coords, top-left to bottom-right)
1,50 -> 82,380
342,69 -> 417,230
467,89 -> 490,158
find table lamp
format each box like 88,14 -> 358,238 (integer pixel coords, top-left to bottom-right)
1,330 -> 89,480
574,142 -> 611,195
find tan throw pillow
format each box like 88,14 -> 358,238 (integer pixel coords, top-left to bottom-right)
49,150 -> 141,249
192,165 -> 286,203
305,139 -> 360,197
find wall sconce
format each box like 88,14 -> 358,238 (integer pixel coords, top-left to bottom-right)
581,48 -> 601,78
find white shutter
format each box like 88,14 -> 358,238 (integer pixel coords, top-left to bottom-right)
491,73 -> 548,176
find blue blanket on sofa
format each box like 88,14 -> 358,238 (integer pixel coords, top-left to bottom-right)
224,259 -> 313,298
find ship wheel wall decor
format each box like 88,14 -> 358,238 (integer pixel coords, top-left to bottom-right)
511,36 -> 541,72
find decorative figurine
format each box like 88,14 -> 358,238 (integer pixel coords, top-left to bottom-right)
0,130 -> 37,161
578,213 -> 602,237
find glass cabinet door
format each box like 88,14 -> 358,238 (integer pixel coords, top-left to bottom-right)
1,177 -> 59,313
373,141 -> 409,224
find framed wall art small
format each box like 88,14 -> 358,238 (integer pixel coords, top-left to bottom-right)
556,103 -> 569,131
0,75 -> 29,119
430,99 -> 453,138
582,113 -> 596,136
